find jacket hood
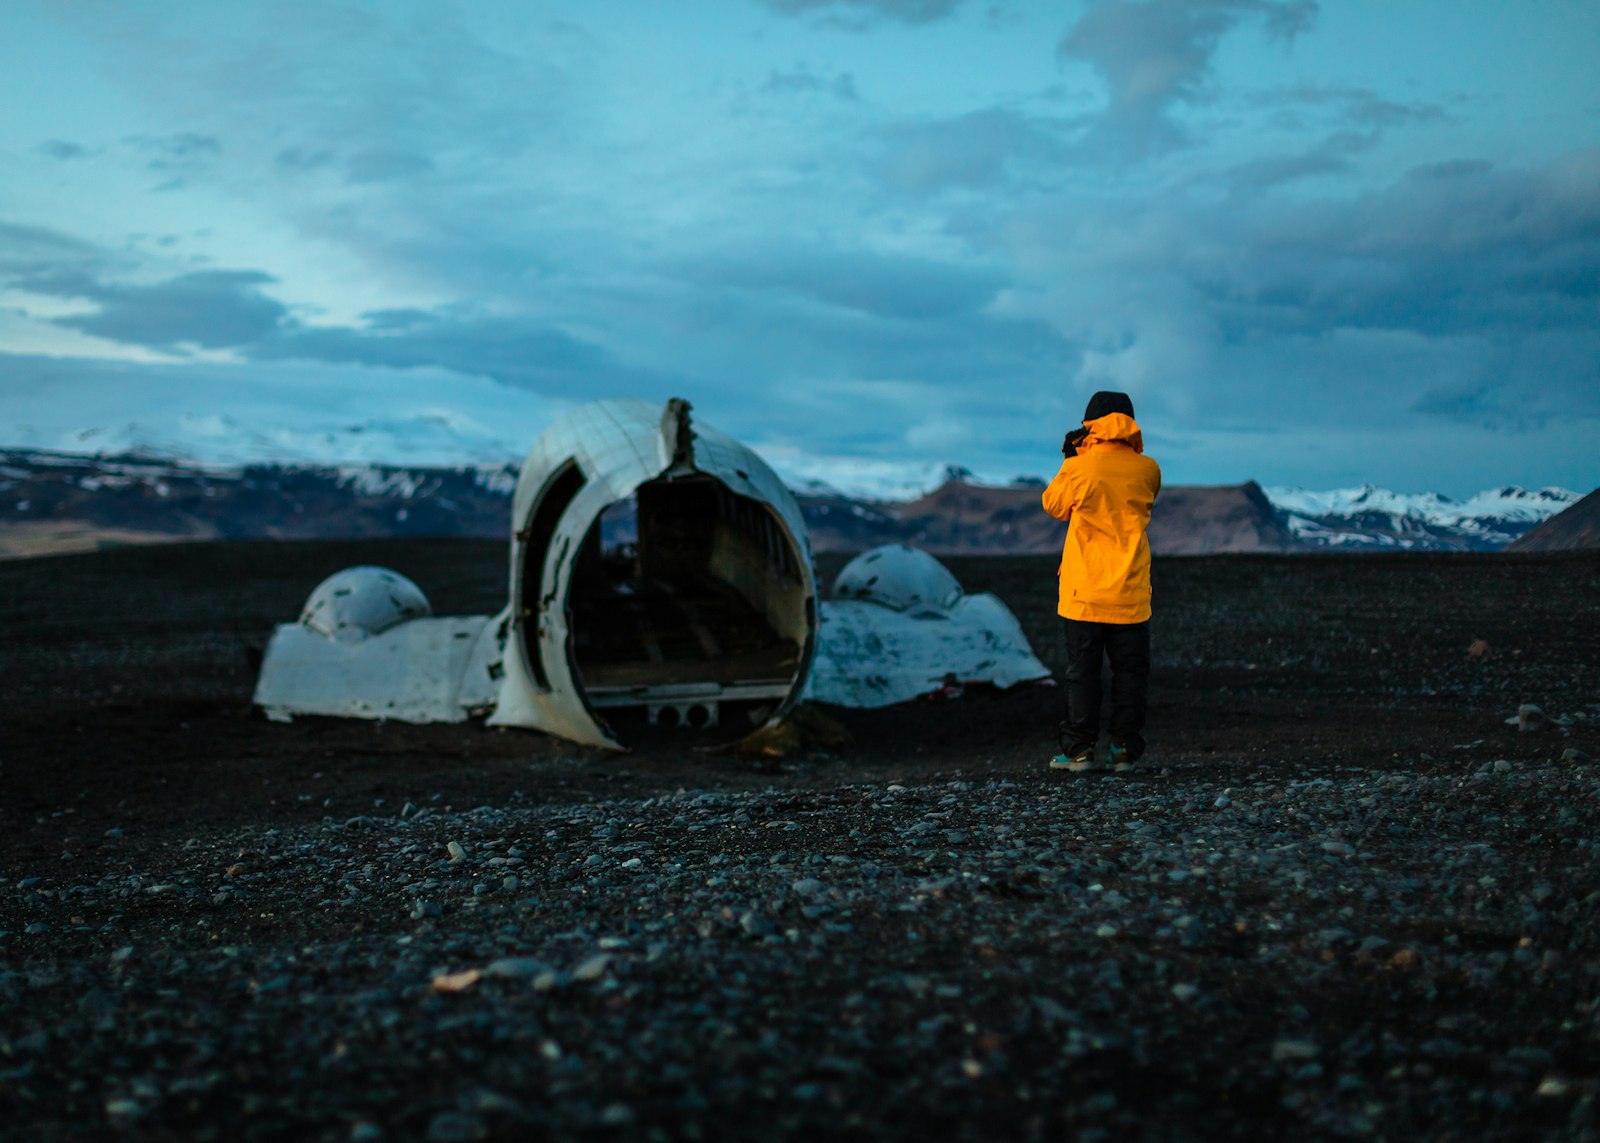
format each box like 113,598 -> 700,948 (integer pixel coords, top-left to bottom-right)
1083,390 -> 1134,421
1082,411 -> 1143,453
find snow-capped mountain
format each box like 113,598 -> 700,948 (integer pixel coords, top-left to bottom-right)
1264,484 -> 1583,551
762,458 -> 1026,502
1,442 -> 1587,560
0,448 -> 520,559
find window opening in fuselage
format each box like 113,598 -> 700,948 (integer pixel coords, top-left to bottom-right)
569,475 -> 806,693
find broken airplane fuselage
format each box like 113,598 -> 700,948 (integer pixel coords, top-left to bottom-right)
253,397 -> 1050,749
257,398 -> 818,749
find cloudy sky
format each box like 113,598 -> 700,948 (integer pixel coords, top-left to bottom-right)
1,0 -> 1596,496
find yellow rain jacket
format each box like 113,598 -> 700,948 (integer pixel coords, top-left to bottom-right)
1041,412 -> 1162,623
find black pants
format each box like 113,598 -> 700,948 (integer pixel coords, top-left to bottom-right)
1059,618 -> 1150,760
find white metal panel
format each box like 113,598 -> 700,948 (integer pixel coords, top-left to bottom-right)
300,566 -> 432,642
455,613 -> 506,711
831,544 -> 962,615
254,615 -> 495,724
490,478 -> 636,748
804,595 -> 1050,709
494,401 -> 673,748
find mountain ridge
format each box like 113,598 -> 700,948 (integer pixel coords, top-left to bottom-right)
0,447 -> 1584,560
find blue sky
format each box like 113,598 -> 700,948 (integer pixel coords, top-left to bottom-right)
1,0 -> 1596,496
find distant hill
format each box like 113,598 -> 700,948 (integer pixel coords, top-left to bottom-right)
1505,488 -> 1600,551
0,450 -> 515,559
801,478 -> 1296,556
1149,482 -> 1299,555
856,478 -> 1068,555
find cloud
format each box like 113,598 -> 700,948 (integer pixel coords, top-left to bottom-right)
961,143 -> 1600,467
55,4 -> 560,202
759,68 -> 860,101
1112,149 -> 1600,356
28,269 -> 289,351
756,0 -> 967,26
128,131 -> 222,170
248,307 -> 663,400
2,0 -> 1591,497
0,221 -> 103,276
1407,328 -> 1600,430
272,145 -> 436,184
875,108 -> 1065,194
10,136 -> 1594,475
36,140 -> 91,161
1059,0 -> 1318,154
0,351 -> 562,467
1220,85 -> 1448,192
274,147 -> 335,173
691,247 -> 1007,321
342,149 -> 436,184
1223,128 -> 1375,192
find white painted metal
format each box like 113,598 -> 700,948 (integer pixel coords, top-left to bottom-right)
299,566 -> 432,642
830,544 -> 963,615
487,398 -> 818,749
805,546 -> 1051,709
254,614 -> 495,724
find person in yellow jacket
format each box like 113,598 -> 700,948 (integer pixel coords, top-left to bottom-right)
1041,390 -> 1161,773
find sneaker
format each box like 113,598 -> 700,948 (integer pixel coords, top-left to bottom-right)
1108,742 -> 1139,773
1050,749 -> 1106,773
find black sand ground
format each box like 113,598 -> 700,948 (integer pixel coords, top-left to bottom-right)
2,541 -> 1598,1140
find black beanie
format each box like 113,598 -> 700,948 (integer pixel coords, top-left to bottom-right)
1083,390 -> 1134,421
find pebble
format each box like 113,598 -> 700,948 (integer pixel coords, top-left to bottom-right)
571,954 -> 612,982
483,957 -> 546,980
424,1111 -> 485,1142
1272,1040 -> 1320,1062
446,841 -> 467,864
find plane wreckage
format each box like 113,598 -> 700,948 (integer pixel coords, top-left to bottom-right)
253,397 -> 1050,749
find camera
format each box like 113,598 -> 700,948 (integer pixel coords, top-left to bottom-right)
1061,427 -> 1089,458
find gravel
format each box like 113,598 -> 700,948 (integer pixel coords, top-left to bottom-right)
4,543 -> 1598,1138
4,754 -> 1600,1140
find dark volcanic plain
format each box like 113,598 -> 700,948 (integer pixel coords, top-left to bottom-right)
2,540 -> 1599,1141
